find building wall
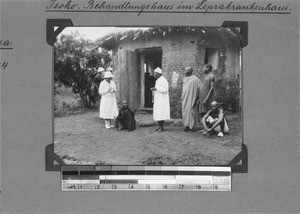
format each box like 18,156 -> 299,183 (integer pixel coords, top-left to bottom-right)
112,32 -> 240,118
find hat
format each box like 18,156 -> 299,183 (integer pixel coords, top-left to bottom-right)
103,71 -> 114,78
154,67 -> 162,74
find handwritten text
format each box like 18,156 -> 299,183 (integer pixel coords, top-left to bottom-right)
45,0 -> 292,16
0,61 -> 8,70
0,39 -> 12,70
0,40 -> 12,47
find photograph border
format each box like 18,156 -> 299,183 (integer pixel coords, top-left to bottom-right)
46,19 -> 248,173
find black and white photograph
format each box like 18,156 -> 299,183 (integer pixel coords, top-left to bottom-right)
53,26 -> 243,166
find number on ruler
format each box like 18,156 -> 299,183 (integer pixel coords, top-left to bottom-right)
113,184 -> 117,189
214,184 -> 218,189
196,185 -> 201,189
163,185 -> 168,189
95,185 -> 100,189
146,184 -> 151,189
68,185 -> 76,189
78,184 -> 82,189
129,185 -> 134,189
179,184 -> 184,189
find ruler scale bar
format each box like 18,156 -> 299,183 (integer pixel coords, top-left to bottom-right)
61,166 -> 231,191
102,175 -> 176,180
100,180 -> 139,184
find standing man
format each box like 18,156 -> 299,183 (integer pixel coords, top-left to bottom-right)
181,67 -> 200,132
198,64 -> 215,132
98,71 -> 119,129
151,67 -> 170,132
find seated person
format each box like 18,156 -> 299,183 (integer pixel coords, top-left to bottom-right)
201,101 -> 229,137
116,100 -> 136,131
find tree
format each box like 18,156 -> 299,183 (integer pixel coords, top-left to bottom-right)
54,32 -> 111,108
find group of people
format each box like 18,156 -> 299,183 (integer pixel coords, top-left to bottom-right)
98,64 -> 229,137
182,64 -> 229,137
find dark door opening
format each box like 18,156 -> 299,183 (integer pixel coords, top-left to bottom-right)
143,52 -> 162,108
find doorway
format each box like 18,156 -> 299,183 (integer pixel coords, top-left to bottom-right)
138,49 -> 162,109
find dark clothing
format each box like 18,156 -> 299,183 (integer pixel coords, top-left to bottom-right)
116,106 -> 136,131
145,73 -> 156,108
199,73 -> 215,114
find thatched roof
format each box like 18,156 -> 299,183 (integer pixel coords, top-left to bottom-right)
96,27 -> 241,50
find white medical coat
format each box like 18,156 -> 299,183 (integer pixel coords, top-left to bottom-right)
153,76 -> 170,121
98,80 -> 118,119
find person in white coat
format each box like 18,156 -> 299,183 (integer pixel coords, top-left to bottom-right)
151,67 -> 170,132
98,71 -> 119,129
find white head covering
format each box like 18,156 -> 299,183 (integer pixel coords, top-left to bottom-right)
154,67 -> 162,74
103,71 -> 114,78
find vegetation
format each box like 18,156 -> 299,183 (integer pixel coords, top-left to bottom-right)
54,32 -> 111,109
54,85 -> 87,117
215,78 -> 241,113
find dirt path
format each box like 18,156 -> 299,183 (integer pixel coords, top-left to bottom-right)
54,110 -> 242,165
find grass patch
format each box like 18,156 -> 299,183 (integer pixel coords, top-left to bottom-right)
54,85 -> 87,117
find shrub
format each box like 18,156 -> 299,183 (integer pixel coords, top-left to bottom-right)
214,78 -> 240,114
54,98 -> 86,117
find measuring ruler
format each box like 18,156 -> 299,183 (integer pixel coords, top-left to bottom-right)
61,166 -> 231,191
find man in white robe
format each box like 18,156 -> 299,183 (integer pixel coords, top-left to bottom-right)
151,67 -> 170,132
182,67 -> 200,132
98,71 -> 118,129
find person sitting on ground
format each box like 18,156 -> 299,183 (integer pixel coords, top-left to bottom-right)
116,100 -> 136,131
201,101 -> 229,137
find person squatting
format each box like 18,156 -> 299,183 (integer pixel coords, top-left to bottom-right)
98,64 -> 229,137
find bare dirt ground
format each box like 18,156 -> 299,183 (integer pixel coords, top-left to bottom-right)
54,109 -> 242,166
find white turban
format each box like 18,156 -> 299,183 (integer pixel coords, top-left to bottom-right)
154,67 -> 162,74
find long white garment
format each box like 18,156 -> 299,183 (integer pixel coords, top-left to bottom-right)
98,80 -> 118,119
153,76 -> 170,121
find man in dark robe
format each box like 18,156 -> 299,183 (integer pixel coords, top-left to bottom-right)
199,64 -> 215,116
198,64 -> 215,133
116,100 -> 136,131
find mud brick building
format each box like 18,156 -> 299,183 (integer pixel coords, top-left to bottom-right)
100,27 -> 242,118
